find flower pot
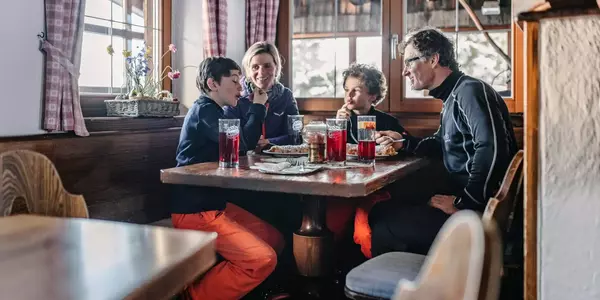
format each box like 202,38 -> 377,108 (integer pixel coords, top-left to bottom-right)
104,98 -> 180,117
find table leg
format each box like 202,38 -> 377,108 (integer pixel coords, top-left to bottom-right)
293,195 -> 333,277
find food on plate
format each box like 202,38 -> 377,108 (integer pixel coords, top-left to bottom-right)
267,144 -> 309,154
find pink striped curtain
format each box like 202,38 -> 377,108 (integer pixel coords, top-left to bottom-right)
203,0 -> 228,56
40,0 -> 89,136
245,0 -> 280,48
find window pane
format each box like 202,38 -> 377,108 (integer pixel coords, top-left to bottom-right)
112,1 -> 125,29
356,36 -> 382,69
404,0 -> 512,30
292,38 -> 349,98
294,0 -> 381,34
85,0 -> 112,20
80,31 -> 112,88
111,36 -> 126,89
456,31 -> 511,96
82,0 -> 159,95
403,31 -> 511,98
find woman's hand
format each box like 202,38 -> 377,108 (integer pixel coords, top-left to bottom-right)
253,88 -> 268,105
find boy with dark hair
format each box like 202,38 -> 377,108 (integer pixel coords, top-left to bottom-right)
171,56 -> 284,300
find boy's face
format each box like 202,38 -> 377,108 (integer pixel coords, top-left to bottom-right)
214,70 -> 242,107
344,76 -> 376,112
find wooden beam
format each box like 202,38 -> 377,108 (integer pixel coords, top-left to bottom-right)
161,0 -> 173,92
276,0 -> 291,88
523,20 -> 539,300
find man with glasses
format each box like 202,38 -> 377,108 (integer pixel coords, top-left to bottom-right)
364,27 -> 518,256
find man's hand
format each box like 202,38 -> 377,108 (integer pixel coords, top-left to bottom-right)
429,194 -> 459,215
375,130 -> 404,150
336,103 -> 351,120
253,88 -> 268,105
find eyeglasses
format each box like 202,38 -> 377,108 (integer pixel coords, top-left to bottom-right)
404,55 -> 426,68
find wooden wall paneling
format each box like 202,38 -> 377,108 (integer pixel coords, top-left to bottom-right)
513,22 -> 525,113
161,0 -> 173,92
0,129 -> 180,224
523,20 -> 539,300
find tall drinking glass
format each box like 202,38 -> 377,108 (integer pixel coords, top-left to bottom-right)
219,119 -> 240,168
287,115 -> 304,145
326,118 -> 347,165
357,115 -> 376,164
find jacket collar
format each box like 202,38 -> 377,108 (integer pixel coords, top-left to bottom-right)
429,71 -> 464,101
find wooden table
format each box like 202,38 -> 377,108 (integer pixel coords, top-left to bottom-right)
0,215 -> 217,300
161,155 -> 427,277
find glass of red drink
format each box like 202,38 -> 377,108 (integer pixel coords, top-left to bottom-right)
219,119 -> 240,168
326,118 -> 347,166
357,116 -> 376,165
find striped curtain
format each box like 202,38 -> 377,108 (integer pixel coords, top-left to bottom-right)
203,0 -> 228,56
245,0 -> 280,48
40,0 -> 89,136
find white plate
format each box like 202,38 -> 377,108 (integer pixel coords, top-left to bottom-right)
347,154 -> 391,160
262,149 -> 308,157
257,165 -> 322,175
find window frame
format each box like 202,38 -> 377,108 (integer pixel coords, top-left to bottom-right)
80,0 -> 172,117
276,0 -> 522,114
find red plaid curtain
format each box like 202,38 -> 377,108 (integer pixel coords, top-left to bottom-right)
40,0 -> 88,136
245,0 -> 280,48
203,0 -> 228,56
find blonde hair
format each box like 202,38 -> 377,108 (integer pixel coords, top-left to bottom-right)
241,41 -> 283,82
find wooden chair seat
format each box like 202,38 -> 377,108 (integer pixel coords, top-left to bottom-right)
0,150 -> 88,218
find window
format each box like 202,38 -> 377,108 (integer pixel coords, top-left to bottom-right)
291,0 -> 384,99
403,0 -> 512,98
280,0 -> 517,113
80,0 -> 163,95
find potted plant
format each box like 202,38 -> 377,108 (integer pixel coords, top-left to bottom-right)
104,43 -> 180,117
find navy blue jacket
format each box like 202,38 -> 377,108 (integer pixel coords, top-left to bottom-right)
172,95 -> 266,213
224,83 -> 299,145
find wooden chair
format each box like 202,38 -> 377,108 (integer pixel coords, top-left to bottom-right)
482,150 -> 524,236
393,212 -> 502,300
0,150 -> 89,218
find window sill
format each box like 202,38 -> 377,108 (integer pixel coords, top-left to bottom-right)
84,116 -> 185,133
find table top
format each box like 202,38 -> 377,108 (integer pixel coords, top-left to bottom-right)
161,155 -> 428,198
0,215 -> 217,300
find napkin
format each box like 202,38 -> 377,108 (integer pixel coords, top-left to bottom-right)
250,162 -> 292,173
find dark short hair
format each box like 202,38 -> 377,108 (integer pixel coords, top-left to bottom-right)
342,63 -> 387,105
399,27 -> 459,72
196,56 -> 241,94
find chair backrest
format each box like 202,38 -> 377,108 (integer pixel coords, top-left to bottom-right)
483,150 -> 524,234
393,210 -> 502,300
0,150 -> 89,218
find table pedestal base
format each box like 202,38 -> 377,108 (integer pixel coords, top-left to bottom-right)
293,195 -> 333,277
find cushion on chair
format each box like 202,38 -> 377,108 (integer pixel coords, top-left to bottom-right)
345,252 -> 426,299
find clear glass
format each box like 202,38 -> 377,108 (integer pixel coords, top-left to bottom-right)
357,115 -> 376,164
218,119 -> 240,168
303,121 -> 327,164
287,115 -> 304,145
326,118 -> 347,165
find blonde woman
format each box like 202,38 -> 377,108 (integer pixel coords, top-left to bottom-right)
224,41 -> 299,149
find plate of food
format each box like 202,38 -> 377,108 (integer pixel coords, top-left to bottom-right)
346,143 -> 398,160
263,144 -> 309,157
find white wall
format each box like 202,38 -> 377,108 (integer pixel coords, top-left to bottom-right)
0,1 -> 45,137
172,0 -> 246,109
539,15 -> 600,300
513,0 -> 538,17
